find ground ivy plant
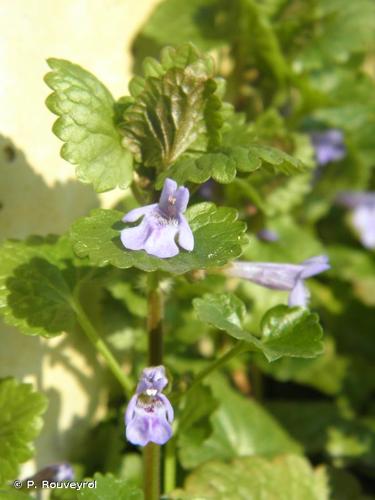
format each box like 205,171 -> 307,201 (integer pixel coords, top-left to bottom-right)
1,2 -> 374,497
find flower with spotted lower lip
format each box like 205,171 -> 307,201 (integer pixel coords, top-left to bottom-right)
120,178 -> 194,258
125,366 -> 174,446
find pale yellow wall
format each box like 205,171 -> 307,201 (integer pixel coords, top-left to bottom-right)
0,0 -> 160,477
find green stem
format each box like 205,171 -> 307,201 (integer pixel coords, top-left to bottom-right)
164,438 -> 176,494
72,300 -> 132,395
147,273 -> 164,366
144,443 -> 160,500
144,272 -> 164,500
183,341 -> 249,397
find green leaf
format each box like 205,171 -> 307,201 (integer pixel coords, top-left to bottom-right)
328,246 -> 375,307
193,294 -> 324,361
0,490 -> 33,500
193,293 -> 254,342
261,305 -> 324,360
121,44 -> 221,169
178,376 -> 301,468
172,455 -> 328,500
0,236 -> 90,337
69,204 -> 247,274
77,474 -> 143,500
177,385 -> 219,466
0,378 -> 47,485
297,0 -> 375,70
135,0 -> 289,86
45,59 -> 133,192
156,142 -> 306,187
268,401 -> 375,470
246,144 -> 306,175
325,467 -> 371,500
51,473 -> 143,500
134,0 -> 227,53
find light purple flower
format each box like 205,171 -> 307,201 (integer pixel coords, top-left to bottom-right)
26,463 -> 74,485
337,192 -> 375,249
125,366 -> 174,446
121,178 -> 194,258
257,229 -> 279,242
226,255 -> 330,307
310,129 -> 346,166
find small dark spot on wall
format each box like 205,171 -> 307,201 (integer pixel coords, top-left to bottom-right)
4,145 -> 16,162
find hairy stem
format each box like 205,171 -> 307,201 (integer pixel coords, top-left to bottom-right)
144,272 -> 164,500
72,300 -> 132,395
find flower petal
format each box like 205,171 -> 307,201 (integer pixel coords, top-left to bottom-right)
337,191 -> 375,209
300,255 -> 330,279
126,414 -> 151,446
178,214 -> 194,251
159,393 -> 174,422
288,280 -> 310,307
227,261 -> 301,290
137,366 -> 168,394
175,186 -> 189,213
149,415 -> 172,445
121,218 -> 151,251
125,395 -> 138,425
144,225 -> 179,258
159,178 -> 178,212
353,205 -> 375,249
123,203 -> 158,222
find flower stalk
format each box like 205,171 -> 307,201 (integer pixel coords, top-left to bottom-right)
72,299 -> 132,395
143,272 -> 165,500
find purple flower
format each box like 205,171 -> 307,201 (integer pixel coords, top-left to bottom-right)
121,178 -> 194,258
310,129 -> 346,166
26,463 -> 74,485
257,229 -> 279,242
337,192 -> 375,249
198,179 -> 215,200
125,366 -> 174,446
226,255 -> 330,307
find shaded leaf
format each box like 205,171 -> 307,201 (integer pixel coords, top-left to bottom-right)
121,44 -> 221,169
0,378 -> 47,485
268,401 -> 375,470
172,454 -> 328,499
177,385 -> 218,467
0,236 -> 94,337
178,376 -> 300,468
